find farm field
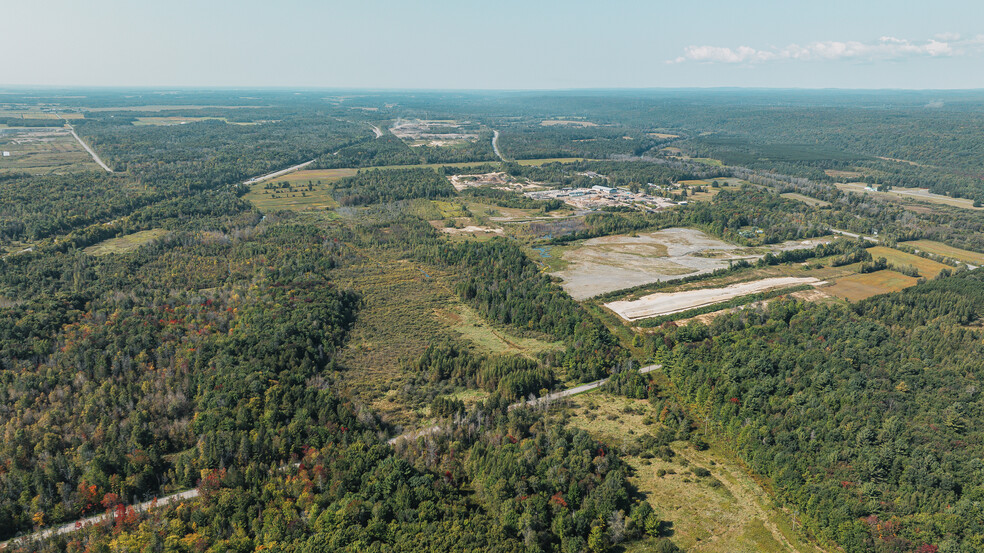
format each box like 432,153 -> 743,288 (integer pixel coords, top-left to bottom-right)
83,229 -> 168,255
0,127 -> 97,173
824,269 -> 918,301
835,181 -> 984,210
900,239 -> 984,266
550,227 -> 832,300
866,245 -> 951,277
564,393 -> 827,553
605,276 -> 824,321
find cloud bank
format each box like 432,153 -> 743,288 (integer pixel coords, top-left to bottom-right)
671,34 -> 984,64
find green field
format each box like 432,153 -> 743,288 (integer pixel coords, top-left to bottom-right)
83,229 -> 168,255
901,239 -> 984,265
434,304 -> 562,357
564,393 -> 828,553
867,245 -> 950,277
824,269 -> 918,301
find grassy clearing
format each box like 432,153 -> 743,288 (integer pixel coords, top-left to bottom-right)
432,200 -> 471,218
83,229 -> 168,255
434,304 -> 562,357
243,169 -> 356,211
824,269 -> 918,301
563,393 -> 827,553
901,239 -> 984,265
678,179 -> 710,186
834,182 -> 984,211
781,193 -> 831,207
333,252 -> 458,425
867,246 -> 950,278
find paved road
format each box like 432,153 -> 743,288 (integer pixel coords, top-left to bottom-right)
492,129 -> 505,161
242,159 -> 315,185
388,364 -> 661,445
64,123 -> 112,172
0,489 -> 198,550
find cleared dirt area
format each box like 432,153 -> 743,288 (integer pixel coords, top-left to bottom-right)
605,277 -> 824,321
551,228 -> 831,300
670,288 -> 833,327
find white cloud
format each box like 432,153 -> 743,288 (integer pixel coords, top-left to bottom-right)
670,34 -> 982,64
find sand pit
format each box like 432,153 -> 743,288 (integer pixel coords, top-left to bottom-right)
605,277 -> 825,322
551,228 -> 744,300
551,228 -> 832,300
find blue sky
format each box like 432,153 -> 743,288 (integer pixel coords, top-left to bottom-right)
3,0 -> 983,89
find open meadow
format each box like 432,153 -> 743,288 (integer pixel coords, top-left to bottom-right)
563,393 -> 828,553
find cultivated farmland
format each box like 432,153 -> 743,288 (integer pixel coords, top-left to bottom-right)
824,270 -> 918,301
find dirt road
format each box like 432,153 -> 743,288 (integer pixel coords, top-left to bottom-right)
0,489 -> 198,550
5,363 -> 661,546
64,123 -> 113,172
370,124 -> 383,138
492,129 -> 505,161
388,364 -> 660,444
242,159 -> 315,185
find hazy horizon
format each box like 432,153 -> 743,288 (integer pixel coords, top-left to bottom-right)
3,0 -> 983,89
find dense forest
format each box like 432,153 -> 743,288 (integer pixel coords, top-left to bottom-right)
5,88 -> 984,553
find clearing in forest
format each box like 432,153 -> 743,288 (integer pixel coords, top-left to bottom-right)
605,276 -> 824,322
564,393 -> 828,553
0,127 -> 98,174
434,304 -> 561,357
83,229 -> 168,255
824,270 -> 918,301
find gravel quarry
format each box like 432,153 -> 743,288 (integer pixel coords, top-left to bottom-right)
604,276 -> 826,321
